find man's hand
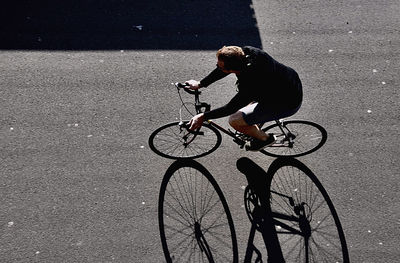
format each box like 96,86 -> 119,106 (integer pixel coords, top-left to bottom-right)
188,113 -> 205,130
185,80 -> 201,90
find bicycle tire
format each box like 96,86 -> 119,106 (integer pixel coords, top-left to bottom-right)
266,158 -> 349,262
159,160 -> 239,263
149,121 -> 222,159
260,120 -> 327,158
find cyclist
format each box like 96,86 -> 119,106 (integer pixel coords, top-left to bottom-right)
186,45 -> 303,151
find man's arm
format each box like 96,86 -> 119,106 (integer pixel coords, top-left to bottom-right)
203,93 -> 250,120
189,93 -> 250,130
186,67 -> 228,90
199,67 -> 229,88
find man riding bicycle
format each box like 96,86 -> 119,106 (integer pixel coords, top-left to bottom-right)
186,46 -> 303,151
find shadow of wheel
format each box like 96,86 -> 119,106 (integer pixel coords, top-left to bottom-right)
158,159 -> 238,262
267,158 -> 350,262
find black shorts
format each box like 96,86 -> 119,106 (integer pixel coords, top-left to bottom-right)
240,102 -> 301,125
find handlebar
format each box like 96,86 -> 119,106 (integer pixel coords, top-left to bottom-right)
174,82 -> 210,114
174,82 -> 201,95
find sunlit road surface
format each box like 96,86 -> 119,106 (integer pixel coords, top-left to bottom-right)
1,0 -> 399,262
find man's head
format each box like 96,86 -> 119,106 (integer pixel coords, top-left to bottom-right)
216,46 -> 245,73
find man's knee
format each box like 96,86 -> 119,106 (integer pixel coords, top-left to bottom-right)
229,112 -> 247,128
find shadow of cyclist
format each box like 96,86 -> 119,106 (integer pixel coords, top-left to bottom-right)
237,157 -> 285,263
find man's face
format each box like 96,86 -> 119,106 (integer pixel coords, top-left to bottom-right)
217,59 -> 240,74
216,60 -> 229,73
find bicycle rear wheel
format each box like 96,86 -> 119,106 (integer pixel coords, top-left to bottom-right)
267,158 -> 349,262
260,120 -> 327,157
149,121 -> 222,159
159,160 -> 238,263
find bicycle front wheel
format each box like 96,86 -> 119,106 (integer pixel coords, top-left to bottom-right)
159,160 -> 238,263
260,120 -> 327,157
149,121 -> 222,159
267,158 -> 349,262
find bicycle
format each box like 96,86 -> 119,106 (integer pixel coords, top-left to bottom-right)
149,83 -> 327,160
158,157 -> 349,262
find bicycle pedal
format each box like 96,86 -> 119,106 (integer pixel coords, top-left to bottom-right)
233,138 -> 245,148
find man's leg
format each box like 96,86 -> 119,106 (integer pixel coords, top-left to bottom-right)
228,111 -> 271,141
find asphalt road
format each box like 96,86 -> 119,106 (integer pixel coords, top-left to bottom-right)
1,0 -> 399,262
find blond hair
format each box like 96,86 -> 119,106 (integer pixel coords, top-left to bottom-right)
216,46 -> 245,70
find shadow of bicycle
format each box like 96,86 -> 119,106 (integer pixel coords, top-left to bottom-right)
157,157 -> 349,262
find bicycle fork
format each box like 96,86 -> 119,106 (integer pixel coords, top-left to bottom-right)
276,120 -> 296,148
178,122 -> 204,147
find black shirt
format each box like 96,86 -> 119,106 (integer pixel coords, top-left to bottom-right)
200,46 -> 302,120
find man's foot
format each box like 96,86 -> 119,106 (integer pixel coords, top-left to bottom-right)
245,133 -> 276,151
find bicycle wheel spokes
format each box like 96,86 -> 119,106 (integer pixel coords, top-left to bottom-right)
159,160 -> 238,263
268,158 -> 349,262
261,120 -> 327,157
149,122 -> 222,159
